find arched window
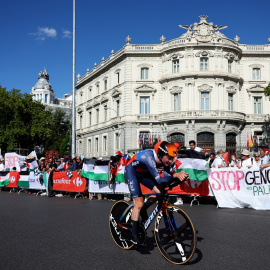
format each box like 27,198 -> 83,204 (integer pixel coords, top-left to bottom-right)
170,133 -> 185,148
226,133 -> 236,157
197,132 -> 214,151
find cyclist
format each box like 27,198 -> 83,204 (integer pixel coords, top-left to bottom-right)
124,141 -> 189,245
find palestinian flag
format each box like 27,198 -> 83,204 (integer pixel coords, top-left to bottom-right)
81,163 -> 94,179
0,171 -> 10,187
6,172 -> 20,188
175,158 -> 208,181
18,172 -> 29,187
26,158 -> 38,171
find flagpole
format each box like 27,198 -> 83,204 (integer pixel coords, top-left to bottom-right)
71,0 -> 76,158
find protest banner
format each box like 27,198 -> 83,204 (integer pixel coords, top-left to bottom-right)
208,167 -> 270,210
28,171 -> 46,190
89,180 -> 129,194
4,152 -> 26,171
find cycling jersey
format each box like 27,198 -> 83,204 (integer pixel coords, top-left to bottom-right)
124,149 -> 174,198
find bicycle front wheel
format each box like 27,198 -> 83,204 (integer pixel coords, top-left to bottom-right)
154,206 -> 196,264
109,200 -> 134,250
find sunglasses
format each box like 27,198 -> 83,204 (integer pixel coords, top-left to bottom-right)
255,156 -> 260,157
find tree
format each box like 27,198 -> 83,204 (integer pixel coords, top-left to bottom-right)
45,108 -> 71,157
264,83 -> 270,98
0,86 -> 53,153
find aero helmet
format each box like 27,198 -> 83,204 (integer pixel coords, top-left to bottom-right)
155,141 -> 178,160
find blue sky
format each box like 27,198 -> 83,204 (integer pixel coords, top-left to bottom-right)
1,0 -> 269,98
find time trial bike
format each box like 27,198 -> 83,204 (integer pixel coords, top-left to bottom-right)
109,179 -> 196,264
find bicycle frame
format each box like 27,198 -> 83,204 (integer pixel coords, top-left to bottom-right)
118,193 -> 177,235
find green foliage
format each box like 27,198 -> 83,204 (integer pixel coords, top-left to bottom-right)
264,83 -> 270,97
0,86 -> 53,152
0,86 -> 71,156
44,108 -> 71,157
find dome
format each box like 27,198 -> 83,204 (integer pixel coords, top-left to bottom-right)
33,68 -> 53,92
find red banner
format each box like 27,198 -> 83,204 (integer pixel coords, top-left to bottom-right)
6,172 -> 20,188
52,172 -> 86,192
141,179 -> 210,196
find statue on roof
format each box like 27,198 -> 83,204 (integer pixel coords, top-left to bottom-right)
179,15 -> 228,43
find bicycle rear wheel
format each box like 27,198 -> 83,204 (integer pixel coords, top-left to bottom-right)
154,206 -> 196,264
109,200 -> 134,249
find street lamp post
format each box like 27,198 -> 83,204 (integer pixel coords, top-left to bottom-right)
105,107 -> 120,151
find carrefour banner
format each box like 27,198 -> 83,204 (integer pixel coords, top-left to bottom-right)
52,172 -> 86,192
208,168 -> 270,210
89,180 -> 129,194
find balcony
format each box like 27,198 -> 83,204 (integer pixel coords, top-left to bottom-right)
160,110 -> 246,122
245,114 -> 269,122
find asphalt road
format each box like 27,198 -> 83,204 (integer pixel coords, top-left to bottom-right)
0,191 -> 269,270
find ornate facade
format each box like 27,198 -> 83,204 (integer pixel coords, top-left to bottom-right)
31,69 -> 72,117
75,16 -> 270,158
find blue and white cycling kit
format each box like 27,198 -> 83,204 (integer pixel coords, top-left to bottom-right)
124,149 -> 174,198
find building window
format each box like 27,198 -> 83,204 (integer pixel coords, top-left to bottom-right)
140,97 -> 150,114
116,72 -> 120,84
104,79 -> 107,91
80,115 -> 83,130
141,68 -> 149,79
89,87 -> 92,99
254,97 -> 262,114
96,84 -> 99,95
116,100 -> 120,117
45,94 -> 48,103
173,93 -> 180,111
115,133 -> 119,149
172,59 -> 179,73
96,108 -> 99,123
88,139 -> 91,153
89,111 -> 92,126
200,58 -> 208,71
201,92 -> 209,110
95,137 -> 99,152
104,106 -> 107,122
252,68 -> 260,80
228,60 -> 232,73
228,93 -> 233,111
103,136 -> 107,152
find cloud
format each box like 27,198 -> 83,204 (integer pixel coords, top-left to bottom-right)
29,27 -> 57,40
62,29 -> 72,39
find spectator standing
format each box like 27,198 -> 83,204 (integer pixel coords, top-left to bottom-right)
260,149 -> 269,165
178,140 -> 209,159
0,160 -> 5,171
57,158 -> 65,171
238,150 -> 257,169
76,156 -> 83,171
67,159 -> 77,171
254,154 -> 262,168
208,152 -> 216,168
212,149 -> 226,168
229,154 -> 238,167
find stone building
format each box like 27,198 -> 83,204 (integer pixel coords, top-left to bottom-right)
31,68 -> 72,117
75,15 -> 270,158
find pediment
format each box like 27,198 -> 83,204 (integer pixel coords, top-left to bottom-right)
195,50 -> 214,57
169,86 -> 183,93
77,106 -> 83,113
134,84 -> 157,96
111,88 -> 122,97
86,101 -> 93,110
226,86 -> 237,94
100,95 -> 109,103
247,84 -> 265,92
198,84 -> 213,92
